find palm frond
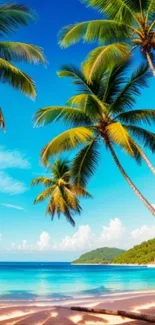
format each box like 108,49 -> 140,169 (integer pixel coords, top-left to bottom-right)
52,187 -> 77,226
51,158 -> 70,179
63,208 -> 76,226
111,64 -> 150,114
103,60 -> 131,104
34,187 -> 55,204
146,0 -> 155,21
31,177 -> 54,187
0,108 -> 5,131
128,140 -> 142,164
0,3 -> 34,35
58,65 -> 93,94
83,43 -> 130,82
71,138 -> 100,187
0,42 -> 45,64
82,0 -> 136,23
68,94 -> 106,119
115,109 -> 155,125
106,122 -> 134,155
126,125 -> 155,152
70,184 -> 92,198
63,187 -> 81,211
0,58 -> 36,98
59,20 -> 129,48
34,106 -> 92,127
41,126 -> 95,165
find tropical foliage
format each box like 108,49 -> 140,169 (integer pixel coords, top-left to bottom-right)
35,61 -> 155,216
113,238 -> 155,265
73,247 -> 125,264
32,159 -> 91,226
59,0 -> 155,79
0,3 -> 45,100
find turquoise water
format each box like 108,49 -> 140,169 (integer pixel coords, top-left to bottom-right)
0,262 -> 155,300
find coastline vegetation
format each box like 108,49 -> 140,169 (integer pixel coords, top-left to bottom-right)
113,238 -> 155,264
72,247 -> 125,264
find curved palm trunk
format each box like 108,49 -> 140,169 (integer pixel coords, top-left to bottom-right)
0,109 -> 5,131
107,140 -> 155,216
138,147 -> 155,175
146,52 -> 155,77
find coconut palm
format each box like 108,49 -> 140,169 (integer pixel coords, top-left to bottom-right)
35,62 -> 155,217
0,108 -> 5,131
0,3 -> 45,98
59,0 -> 155,79
32,159 -> 91,226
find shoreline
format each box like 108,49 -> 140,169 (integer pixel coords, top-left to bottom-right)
0,290 -> 155,324
72,263 -> 150,266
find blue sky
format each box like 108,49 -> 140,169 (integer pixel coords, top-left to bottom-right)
0,0 -> 155,261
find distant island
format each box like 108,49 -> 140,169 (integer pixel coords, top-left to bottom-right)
113,238 -> 155,265
72,247 -> 125,264
73,238 -> 155,265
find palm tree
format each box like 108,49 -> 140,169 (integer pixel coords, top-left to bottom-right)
59,0 -> 155,79
0,3 -> 45,98
32,159 -> 91,226
0,108 -> 5,131
35,62 -> 155,217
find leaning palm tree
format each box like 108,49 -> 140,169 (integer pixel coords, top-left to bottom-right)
32,159 -> 91,226
35,62 -> 155,217
0,108 -> 5,131
0,3 -> 45,98
59,0 -> 155,79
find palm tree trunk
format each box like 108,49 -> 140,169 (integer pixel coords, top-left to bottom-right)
107,140 -> 155,216
146,52 -> 155,77
138,146 -> 155,175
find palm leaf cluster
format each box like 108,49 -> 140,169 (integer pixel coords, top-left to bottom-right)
0,3 -> 45,99
32,159 -> 91,226
35,61 -> 155,216
59,0 -> 155,79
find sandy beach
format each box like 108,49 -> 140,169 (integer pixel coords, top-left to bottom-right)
0,291 -> 155,324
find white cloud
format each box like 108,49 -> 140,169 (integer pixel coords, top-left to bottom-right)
53,225 -> 93,251
6,220 -> 155,254
1,204 -> 24,210
0,171 -> 27,195
0,147 -> 30,169
131,225 -> 155,245
52,219 -> 125,252
11,240 -> 29,251
37,232 -> 51,250
98,218 -> 125,246
18,240 -> 29,250
0,147 -> 30,196
11,242 -> 15,249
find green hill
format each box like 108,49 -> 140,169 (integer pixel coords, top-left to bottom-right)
72,247 -> 125,264
113,238 -> 155,265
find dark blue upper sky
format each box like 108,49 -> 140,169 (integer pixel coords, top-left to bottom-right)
0,0 -> 155,261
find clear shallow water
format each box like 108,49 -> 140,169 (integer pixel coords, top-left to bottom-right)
0,262 -> 155,300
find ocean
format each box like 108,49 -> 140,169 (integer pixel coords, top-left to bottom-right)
0,262 -> 155,301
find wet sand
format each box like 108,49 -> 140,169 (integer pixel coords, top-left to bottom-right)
0,291 -> 155,324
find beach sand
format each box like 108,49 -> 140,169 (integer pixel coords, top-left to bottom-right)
0,291 -> 155,324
